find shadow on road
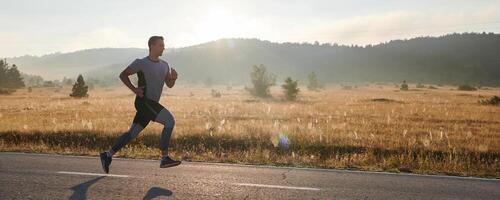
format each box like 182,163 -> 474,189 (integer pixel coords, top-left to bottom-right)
143,187 -> 173,199
69,176 -> 105,200
68,177 -> 172,200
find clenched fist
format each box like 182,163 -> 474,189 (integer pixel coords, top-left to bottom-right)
168,68 -> 178,80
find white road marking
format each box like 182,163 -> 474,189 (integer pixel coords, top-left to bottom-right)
233,183 -> 320,191
3,152 -> 498,182
57,171 -> 131,178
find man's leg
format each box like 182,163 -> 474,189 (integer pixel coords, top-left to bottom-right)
107,122 -> 146,156
154,108 -> 176,157
106,110 -> 151,157
100,121 -> 147,173
154,107 -> 180,168
100,97 -> 152,173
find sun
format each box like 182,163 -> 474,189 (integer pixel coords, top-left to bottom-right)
195,8 -> 239,42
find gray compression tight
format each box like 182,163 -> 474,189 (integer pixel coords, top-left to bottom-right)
111,108 -> 175,153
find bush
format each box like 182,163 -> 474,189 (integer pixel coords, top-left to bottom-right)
204,77 -> 213,87
342,85 -> 353,90
281,77 -> 299,101
479,96 -> 500,105
458,84 -> 477,91
70,74 -> 89,98
211,89 -> 221,98
245,64 -> 276,98
43,81 -> 57,87
400,80 -> 409,91
0,88 -> 15,95
307,71 -> 323,91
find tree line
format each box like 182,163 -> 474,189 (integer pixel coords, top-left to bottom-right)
1,58 -> 88,97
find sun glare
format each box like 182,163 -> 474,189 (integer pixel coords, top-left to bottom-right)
195,7 -> 239,42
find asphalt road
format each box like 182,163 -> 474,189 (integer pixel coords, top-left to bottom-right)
0,152 -> 498,199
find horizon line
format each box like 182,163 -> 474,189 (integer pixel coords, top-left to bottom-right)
5,31 -> 498,59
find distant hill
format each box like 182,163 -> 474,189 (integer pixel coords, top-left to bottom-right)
8,48 -> 147,80
7,32 -> 500,86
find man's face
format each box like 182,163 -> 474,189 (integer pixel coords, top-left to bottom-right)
151,39 -> 165,56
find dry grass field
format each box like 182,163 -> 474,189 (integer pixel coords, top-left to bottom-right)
0,84 -> 499,178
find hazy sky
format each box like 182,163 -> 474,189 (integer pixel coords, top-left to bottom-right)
1,0 -> 499,57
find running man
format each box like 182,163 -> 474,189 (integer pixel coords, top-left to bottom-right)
100,36 -> 181,173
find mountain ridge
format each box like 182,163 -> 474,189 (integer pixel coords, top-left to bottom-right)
6,32 -> 500,86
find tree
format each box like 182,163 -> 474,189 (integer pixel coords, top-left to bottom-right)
204,77 -> 213,87
0,59 -> 25,90
245,64 -> 276,98
70,74 -> 89,97
282,77 -> 299,101
400,80 -> 409,91
5,64 -> 25,89
43,80 -> 56,87
22,73 -> 44,87
62,77 -> 73,86
0,59 -> 7,87
307,71 -> 323,91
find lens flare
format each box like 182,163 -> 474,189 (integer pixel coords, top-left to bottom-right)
278,132 -> 290,149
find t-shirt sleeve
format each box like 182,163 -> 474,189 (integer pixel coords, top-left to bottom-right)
126,59 -> 142,73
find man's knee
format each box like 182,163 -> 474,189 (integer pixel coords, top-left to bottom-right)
155,109 -> 175,128
128,123 -> 144,139
168,116 -> 175,128
163,116 -> 175,128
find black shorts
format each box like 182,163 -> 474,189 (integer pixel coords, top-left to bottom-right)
133,95 -> 165,128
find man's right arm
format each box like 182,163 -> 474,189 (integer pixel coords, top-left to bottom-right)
119,67 -> 144,97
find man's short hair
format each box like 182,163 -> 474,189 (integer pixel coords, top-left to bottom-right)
148,36 -> 164,49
